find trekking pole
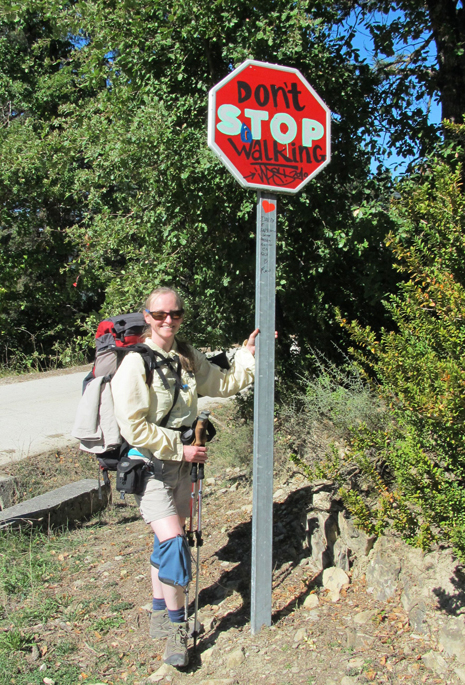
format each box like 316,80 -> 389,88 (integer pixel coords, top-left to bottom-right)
187,462 -> 198,547
191,410 -> 210,652
185,460 -> 198,627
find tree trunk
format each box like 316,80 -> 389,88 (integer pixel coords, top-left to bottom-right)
427,0 -> 465,122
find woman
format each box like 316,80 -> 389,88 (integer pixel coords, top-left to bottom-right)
111,287 -> 257,668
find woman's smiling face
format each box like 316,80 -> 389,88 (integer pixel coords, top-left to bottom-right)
144,291 -> 184,350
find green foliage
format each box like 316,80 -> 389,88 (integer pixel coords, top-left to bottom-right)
341,143 -> 465,557
0,0 -> 103,369
279,350 -> 388,473
64,0 -> 398,355
355,0 -> 465,126
91,614 -> 125,634
207,399 -> 254,472
1,0 -> 403,372
0,530 -> 59,599
0,627 -> 33,652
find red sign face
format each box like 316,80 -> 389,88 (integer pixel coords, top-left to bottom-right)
208,60 -> 331,194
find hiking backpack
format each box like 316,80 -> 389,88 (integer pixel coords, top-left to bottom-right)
74,312 -> 185,489
73,311 -> 229,491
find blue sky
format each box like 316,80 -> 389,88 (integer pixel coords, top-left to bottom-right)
345,10 -> 441,175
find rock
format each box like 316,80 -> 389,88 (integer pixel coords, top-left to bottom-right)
305,509 -> 339,570
206,477 -> 216,486
146,663 -> 176,682
188,616 -> 204,637
312,490 -> 333,511
294,627 -> 307,642
197,612 -> 214,633
341,677 -> 359,685
355,631 -> 374,650
365,537 -> 401,601
241,504 -> 252,513
338,511 -> 376,558
399,542 -> 464,621
346,627 -> 357,650
408,602 -> 428,634
322,566 -> 349,593
198,680 -> 236,685
97,561 -> 114,573
346,657 -> 364,672
353,610 -> 377,625
438,619 -> 465,664
0,474 -> 17,510
303,593 -> 319,610
421,650 -> 449,675
455,666 -> 465,683
333,540 -> 350,572
307,609 -> 321,621
306,512 -> 327,567
273,488 -> 285,500
226,647 -> 245,668
201,646 -> 215,662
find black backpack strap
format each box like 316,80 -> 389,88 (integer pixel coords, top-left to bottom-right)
128,344 -> 184,429
129,344 -> 185,392
159,383 -> 180,428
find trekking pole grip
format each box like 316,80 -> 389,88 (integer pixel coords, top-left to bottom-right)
190,463 -> 198,482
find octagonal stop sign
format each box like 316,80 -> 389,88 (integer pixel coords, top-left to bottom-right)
208,60 -> 331,194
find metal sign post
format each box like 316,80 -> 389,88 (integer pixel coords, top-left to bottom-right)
251,191 -> 277,633
207,59 -> 331,635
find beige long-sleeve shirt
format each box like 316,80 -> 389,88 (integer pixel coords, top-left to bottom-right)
111,339 -> 255,462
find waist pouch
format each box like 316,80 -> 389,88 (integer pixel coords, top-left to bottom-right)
116,457 -> 149,495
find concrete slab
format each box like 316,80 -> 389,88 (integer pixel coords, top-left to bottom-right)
0,478 -> 111,530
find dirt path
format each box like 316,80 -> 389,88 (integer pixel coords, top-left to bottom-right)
12,466 -> 460,685
2,394 -> 461,685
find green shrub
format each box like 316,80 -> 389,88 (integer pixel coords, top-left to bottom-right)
340,145 -> 465,558
278,350 -> 387,476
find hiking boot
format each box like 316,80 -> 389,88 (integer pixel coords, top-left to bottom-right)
149,609 -> 171,639
163,622 -> 189,667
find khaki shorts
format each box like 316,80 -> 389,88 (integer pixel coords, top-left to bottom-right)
135,459 -> 191,524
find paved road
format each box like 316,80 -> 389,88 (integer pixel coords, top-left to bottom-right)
0,368 -> 232,469
0,369 -> 90,467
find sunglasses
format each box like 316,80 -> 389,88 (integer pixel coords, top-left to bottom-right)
145,308 -> 184,321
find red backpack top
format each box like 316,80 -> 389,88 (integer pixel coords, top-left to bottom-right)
95,312 -> 146,351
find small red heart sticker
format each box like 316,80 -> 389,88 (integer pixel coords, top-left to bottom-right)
262,200 -> 276,213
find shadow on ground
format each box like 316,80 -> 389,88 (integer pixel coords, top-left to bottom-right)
190,486 -> 318,663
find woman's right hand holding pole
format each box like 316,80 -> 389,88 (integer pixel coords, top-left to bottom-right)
183,445 -> 208,463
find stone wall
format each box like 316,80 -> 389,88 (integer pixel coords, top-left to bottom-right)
301,479 -> 465,676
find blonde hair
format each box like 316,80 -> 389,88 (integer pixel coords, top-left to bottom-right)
143,287 -> 195,372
